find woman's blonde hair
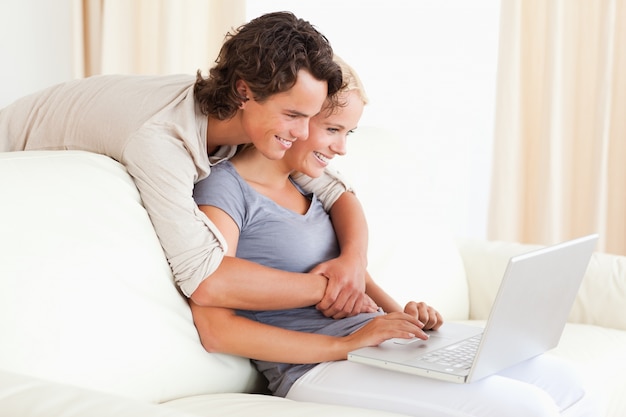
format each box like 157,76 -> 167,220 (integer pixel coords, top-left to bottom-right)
333,55 -> 369,105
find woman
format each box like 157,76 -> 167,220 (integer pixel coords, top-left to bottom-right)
0,12 -> 373,318
191,57 -> 594,416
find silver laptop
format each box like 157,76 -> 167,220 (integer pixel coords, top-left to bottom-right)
348,234 -> 598,383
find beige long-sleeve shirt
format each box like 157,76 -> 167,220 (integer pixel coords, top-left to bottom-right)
0,74 -> 350,296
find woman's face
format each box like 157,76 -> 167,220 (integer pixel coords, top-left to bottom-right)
238,69 -> 328,160
283,90 -> 364,178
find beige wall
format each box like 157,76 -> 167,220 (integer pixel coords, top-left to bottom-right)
0,0 -> 500,242
0,0 -> 74,108
247,1 -> 501,240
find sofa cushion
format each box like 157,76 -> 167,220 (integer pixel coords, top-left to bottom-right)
0,370 -> 196,417
163,392 -> 408,417
549,324 -> 626,417
458,238 -> 626,330
0,151 -> 261,403
569,251 -> 626,330
0,370 -> 407,417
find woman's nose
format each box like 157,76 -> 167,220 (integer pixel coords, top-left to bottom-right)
330,135 -> 347,156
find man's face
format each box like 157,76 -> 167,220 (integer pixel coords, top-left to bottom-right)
239,69 -> 328,160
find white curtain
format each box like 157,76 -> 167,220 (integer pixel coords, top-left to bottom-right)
74,0 -> 246,77
489,0 -> 626,255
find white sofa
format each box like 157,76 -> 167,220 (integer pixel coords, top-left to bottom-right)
1,130 -> 625,416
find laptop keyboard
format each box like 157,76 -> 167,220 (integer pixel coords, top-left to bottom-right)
417,334 -> 482,369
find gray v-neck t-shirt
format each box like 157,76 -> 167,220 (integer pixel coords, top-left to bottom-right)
193,162 -> 381,397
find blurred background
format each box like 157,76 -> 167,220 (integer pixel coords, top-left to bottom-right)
2,0 -> 623,254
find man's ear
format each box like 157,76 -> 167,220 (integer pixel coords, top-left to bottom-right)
235,79 -> 250,103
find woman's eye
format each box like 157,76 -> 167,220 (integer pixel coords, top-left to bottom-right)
327,128 -> 339,134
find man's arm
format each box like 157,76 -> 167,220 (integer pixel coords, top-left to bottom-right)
124,136 -> 332,310
190,204 -> 329,309
191,195 -> 376,314
190,256 -> 327,309
312,191 -> 377,318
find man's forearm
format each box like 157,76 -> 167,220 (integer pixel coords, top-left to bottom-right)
190,256 -> 327,309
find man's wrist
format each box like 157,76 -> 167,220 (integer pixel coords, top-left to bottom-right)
308,272 -> 329,302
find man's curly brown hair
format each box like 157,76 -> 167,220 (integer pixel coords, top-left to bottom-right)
194,11 -> 343,120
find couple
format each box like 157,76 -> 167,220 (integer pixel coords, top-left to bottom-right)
0,11 -> 593,417
190,57 -> 593,416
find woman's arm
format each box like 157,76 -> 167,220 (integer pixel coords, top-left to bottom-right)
190,302 -> 427,363
190,303 -> 345,363
189,202 -> 427,363
191,269 -> 439,364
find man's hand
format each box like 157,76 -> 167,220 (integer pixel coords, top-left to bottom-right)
310,255 -> 378,319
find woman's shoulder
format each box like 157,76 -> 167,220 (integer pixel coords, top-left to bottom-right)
196,160 -> 239,187
193,161 -> 245,204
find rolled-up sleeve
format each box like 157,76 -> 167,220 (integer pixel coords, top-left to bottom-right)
291,167 -> 354,212
122,131 -> 227,297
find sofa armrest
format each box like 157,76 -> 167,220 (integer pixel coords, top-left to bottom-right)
456,239 -> 626,330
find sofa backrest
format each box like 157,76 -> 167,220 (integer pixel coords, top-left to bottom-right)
332,126 -> 470,320
0,151 -> 263,403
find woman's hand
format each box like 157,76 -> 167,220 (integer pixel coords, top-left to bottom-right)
404,301 -> 444,330
342,312 -> 429,353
